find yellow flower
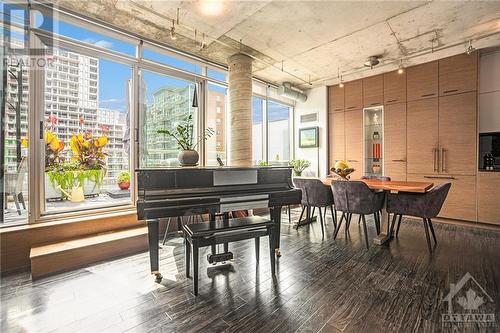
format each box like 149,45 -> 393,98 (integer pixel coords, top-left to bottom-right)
44,131 -> 56,145
95,136 -> 108,148
70,134 -> 80,154
21,137 -> 28,148
49,138 -> 61,152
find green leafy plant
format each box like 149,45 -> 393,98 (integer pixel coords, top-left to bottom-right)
289,159 -> 311,176
157,115 -> 214,150
46,161 -> 105,198
258,161 -> 269,166
117,171 -> 131,184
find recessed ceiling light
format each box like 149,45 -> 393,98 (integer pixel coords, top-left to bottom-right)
199,0 -> 224,16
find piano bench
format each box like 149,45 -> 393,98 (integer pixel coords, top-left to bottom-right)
183,215 -> 276,296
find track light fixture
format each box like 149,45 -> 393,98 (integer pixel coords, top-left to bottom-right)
170,19 -> 177,40
339,75 -> 344,88
397,60 -> 404,74
465,40 -> 475,55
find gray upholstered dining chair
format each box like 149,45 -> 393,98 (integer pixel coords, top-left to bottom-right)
356,175 -> 391,231
386,183 -> 451,253
330,180 -> 385,249
293,178 -> 336,237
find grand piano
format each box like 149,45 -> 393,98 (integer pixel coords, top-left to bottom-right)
136,166 -> 302,283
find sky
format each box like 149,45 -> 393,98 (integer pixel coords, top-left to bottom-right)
4,5 -> 290,122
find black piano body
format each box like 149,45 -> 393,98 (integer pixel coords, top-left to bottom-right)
136,166 -> 302,280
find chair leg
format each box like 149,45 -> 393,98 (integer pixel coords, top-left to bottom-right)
361,214 -> 369,249
268,230 -> 276,276
396,215 -> 403,236
288,205 -> 291,224
427,218 -> 437,244
345,213 -> 352,235
18,193 -> 26,210
422,218 -> 432,253
298,205 -> 305,222
192,240 -> 199,295
255,237 -> 260,263
323,208 -> 327,224
311,207 -> 316,219
162,217 -> 172,245
334,213 -> 344,239
318,207 -> 325,238
389,214 -> 398,237
357,214 -> 361,225
13,194 -> 21,215
330,205 -> 337,230
373,213 -> 380,235
185,237 -> 191,278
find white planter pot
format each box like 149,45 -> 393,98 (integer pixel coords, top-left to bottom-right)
44,171 -> 103,200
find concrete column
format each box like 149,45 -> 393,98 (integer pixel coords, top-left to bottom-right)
228,53 -> 253,166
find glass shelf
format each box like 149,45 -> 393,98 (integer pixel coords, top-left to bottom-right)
363,106 -> 384,177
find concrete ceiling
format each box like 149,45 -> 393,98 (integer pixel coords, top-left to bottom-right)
53,0 -> 500,89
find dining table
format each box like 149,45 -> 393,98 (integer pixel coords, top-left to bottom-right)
320,177 -> 434,245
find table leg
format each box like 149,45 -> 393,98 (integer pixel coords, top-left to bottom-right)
373,195 -> 391,246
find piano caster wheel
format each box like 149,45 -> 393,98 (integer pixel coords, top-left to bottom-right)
275,249 -> 282,257
153,272 -> 163,283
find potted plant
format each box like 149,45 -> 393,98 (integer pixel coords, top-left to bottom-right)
117,171 -> 131,190
289,159 -> 311,176
157,115 -> 214,166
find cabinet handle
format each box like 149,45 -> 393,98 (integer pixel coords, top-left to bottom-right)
443,89 -> 458,94
370,102 -> 380,106
346,106 -> 356,110
442,148 -> 447,172
433,148 -> 438,172
386,99 -> 398,103
421,93 -> 435,97
391,159 -> 406,162
347,160 -> 358,162
424,176 -> 455,180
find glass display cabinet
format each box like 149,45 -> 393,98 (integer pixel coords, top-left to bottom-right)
363,106 -> 384,177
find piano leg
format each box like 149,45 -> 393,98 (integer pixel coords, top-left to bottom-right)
185,237 -> 191,278
268,226 -> 276,276
147,219 -> 162,282
210,213 -> 217,258
270,207 -> 282,257
192,239 -> 199,296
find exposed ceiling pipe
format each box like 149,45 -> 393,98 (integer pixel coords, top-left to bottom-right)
277,82 -> 307,103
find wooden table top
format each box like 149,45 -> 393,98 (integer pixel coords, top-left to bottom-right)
320,178 -> 434,193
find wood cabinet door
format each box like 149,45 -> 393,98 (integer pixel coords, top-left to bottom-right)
439,52 -> 477,96
344,109 -> 363,179
407,98 -> 439,174
344,80 -> 363,111
384,103 -> 406,181
329,112 -> 345,168
438,92 -> 477,175
328,85 -> 344,113
384,70 -> 406,105
407,61 -> 438,101
363,74 -> 383,107
406,174 -> 476,222
477,172 -> 500,225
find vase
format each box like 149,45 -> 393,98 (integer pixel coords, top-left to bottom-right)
118,182 -> 130,190
293,170 -> 302,177
178,150 -> 199,166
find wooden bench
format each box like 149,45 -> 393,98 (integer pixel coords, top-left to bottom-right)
183,215 -> 276,295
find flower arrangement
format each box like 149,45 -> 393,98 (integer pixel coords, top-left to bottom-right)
289,159 -> 311,176
157,114 -> 214,151
44,131 -> 66,170
69,132 -> 108,170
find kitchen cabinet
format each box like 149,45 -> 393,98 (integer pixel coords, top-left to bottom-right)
438,92 -> 477,175
329,111 -> 345,168
407,61 -> 438,101
439,52 -> 477,96
384,103 -> 407,181
384,70 -> 406,105
407,98 -> 439,175
344,80 -> 363,111
328,85 -> 344,113
363,74 -> 383,107
407,174 -> 476,221
477,172 -> 500,225
344,109 -> 363,179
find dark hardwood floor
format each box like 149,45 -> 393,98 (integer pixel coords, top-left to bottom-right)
1,209 -> 500,333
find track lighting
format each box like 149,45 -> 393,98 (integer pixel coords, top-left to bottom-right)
397,60 -> 404,74
465,40 -> 475,55
339,75 -> 344,88
170,19 -> 177,40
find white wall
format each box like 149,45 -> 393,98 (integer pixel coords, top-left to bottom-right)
294,86 -> 328,177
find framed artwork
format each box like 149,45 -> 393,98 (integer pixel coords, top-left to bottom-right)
299,127 -> 319,148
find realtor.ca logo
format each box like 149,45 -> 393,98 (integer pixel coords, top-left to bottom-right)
442,272 -> 496,329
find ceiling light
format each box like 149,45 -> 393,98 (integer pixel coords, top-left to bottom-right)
339,75 -> 344,88
364,56 -> 380,68
465,40 -> 475,55
397,60 -> 404,74
200,0 -> 224,16
170,19 -> 177,40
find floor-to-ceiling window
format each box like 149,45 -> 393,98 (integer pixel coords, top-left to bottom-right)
252,96 -> 264,164
267,100 -> 292,163
205,82 -> 227,166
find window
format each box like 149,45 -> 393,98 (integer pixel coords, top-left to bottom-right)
142,48 -> 202,74
139,70 -> 197,167
252,96 -> 264,164
41,49 -> 133,215
205,83 -> 227,166
207,68 -> 226,82
267,100 -> 292,162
